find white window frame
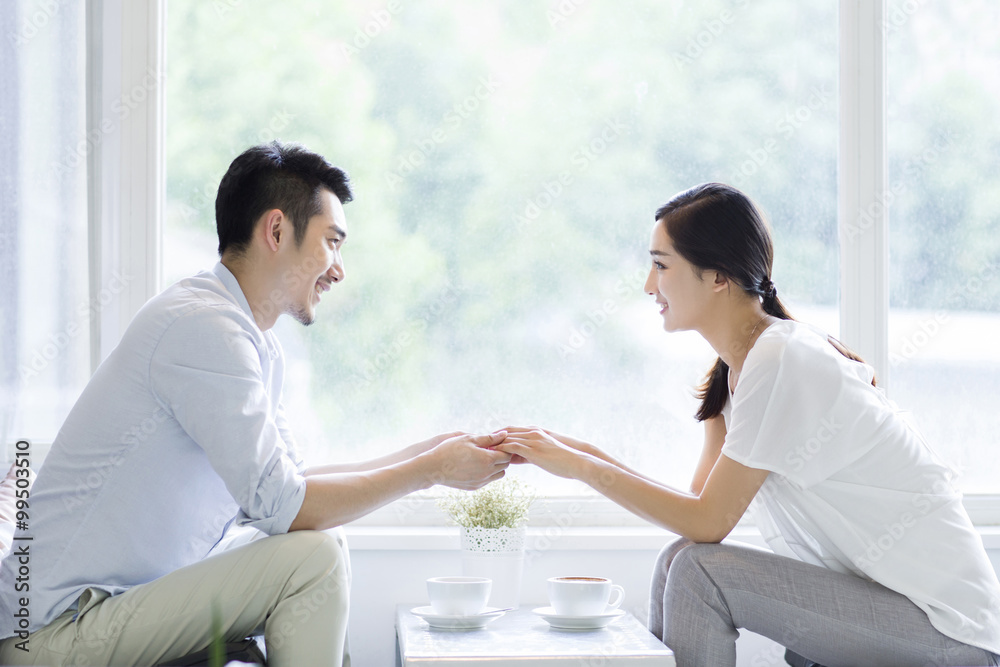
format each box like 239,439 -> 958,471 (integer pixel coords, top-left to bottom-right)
87,0 -> 999,526
839,0 -> 889,389
86,0 -> 164,366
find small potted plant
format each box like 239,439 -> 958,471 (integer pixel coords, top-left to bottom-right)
437,477 -> 535,609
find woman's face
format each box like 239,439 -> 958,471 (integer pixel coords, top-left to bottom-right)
643,220 -> 715,332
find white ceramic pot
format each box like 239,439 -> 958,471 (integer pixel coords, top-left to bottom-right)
460,526 -> 525,609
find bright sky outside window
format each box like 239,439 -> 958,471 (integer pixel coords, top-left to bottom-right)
165,0 -> 841,496
886,0 -> 1000,493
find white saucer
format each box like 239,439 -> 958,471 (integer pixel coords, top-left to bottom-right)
532,606 -> 626,630
411,606 -> 506,630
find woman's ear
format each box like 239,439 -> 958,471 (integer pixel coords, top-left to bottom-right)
711,271 -> 730,293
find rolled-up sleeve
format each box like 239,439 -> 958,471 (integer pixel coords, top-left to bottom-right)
275,402 -> 308,475
149,305 -> 306,535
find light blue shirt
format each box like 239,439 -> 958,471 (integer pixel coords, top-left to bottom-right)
0,263 -> 308,637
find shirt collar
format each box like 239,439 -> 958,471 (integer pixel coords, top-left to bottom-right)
212,261 -> 259,328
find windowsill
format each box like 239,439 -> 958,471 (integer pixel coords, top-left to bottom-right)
343,524 -> 1000,551
345,493 -> 1000,533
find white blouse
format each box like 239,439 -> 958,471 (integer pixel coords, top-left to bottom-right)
720,319 -> 1000,654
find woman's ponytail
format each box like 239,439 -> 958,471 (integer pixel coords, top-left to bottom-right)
694,357 -> 730,423
693,276 -> 795,422
759,278 -> 793,321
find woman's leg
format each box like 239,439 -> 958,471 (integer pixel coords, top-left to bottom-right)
658,541 -> 997,667
784,648 -> 825,667
647,537 -> 693,640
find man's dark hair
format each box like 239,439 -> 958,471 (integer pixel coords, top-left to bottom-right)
215,141 -> 353,256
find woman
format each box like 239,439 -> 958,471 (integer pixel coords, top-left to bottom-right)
497,183 -> 1000,667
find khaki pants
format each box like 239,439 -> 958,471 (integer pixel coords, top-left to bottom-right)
0,529 -> 351,666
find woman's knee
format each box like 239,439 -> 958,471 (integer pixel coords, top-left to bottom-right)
655,537 -> 695,572
664,541 -> 739,606
667,542 -> 728,578
652,537 -> 696,593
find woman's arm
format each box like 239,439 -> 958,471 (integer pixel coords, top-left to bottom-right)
503,426 -> 656,481
691,415 -> 727,495
496,429 -> 767,543
507,418 -> 727,496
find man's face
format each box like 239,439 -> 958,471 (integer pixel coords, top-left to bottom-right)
282,189 -> 348,326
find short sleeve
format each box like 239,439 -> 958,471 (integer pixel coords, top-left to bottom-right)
721,323 -> 886,488
150,306 -> 306,535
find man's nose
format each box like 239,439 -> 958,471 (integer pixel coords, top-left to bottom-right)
327,256 -> 345,283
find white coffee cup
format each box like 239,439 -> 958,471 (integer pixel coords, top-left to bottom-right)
427,576 -> 492,616
547,576 -> 625,616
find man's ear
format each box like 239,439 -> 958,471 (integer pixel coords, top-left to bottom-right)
259,209 -> 285,253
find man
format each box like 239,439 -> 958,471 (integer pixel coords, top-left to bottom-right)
0,142 -> 511,665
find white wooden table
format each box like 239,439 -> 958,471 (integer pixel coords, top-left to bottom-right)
395,604 -> 675,666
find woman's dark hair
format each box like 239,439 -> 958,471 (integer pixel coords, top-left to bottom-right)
215,141 -> 353,256
654,183 -> 872,422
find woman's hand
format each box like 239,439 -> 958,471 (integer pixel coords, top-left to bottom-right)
504,425 -> 596,455
501,425 -> 643,478
493,428 -> 593,480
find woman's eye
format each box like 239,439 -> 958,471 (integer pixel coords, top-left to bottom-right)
654,261 -> 666,270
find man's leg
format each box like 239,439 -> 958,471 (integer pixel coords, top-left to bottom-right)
0,530 -> 349,667
212,525 -> 353,667
658,541 -> 998,667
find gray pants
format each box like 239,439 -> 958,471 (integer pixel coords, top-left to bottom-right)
648,538 -> 999,667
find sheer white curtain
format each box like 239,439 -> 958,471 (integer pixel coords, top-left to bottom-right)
0,1 -> 90,458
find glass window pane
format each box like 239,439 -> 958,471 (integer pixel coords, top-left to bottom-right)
887,0 -> 1000,493
165,0 -> 837,495
0,1 -> 89,454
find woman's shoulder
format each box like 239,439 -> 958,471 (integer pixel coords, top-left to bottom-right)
758,318 -> 828,341
752,318 -> 875,385
748,319 -> 819,362
756,318 -> 844,352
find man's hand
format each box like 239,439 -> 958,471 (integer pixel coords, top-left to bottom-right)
409,430 -> 465,455
421,431 -> 512,490
291,433 -> 511,532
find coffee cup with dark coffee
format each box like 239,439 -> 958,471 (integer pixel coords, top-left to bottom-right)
546,576 -> 624,616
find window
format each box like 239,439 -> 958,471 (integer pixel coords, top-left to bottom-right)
886,0 -> 1000,494
164,0 -> 838,497
9,2 -> 995,522
0,1 -> 89,453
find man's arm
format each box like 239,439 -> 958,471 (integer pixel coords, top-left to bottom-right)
289,432 -> 510,531
303,432 -> 462,476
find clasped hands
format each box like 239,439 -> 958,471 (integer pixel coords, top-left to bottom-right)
421,426 -> 597,491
